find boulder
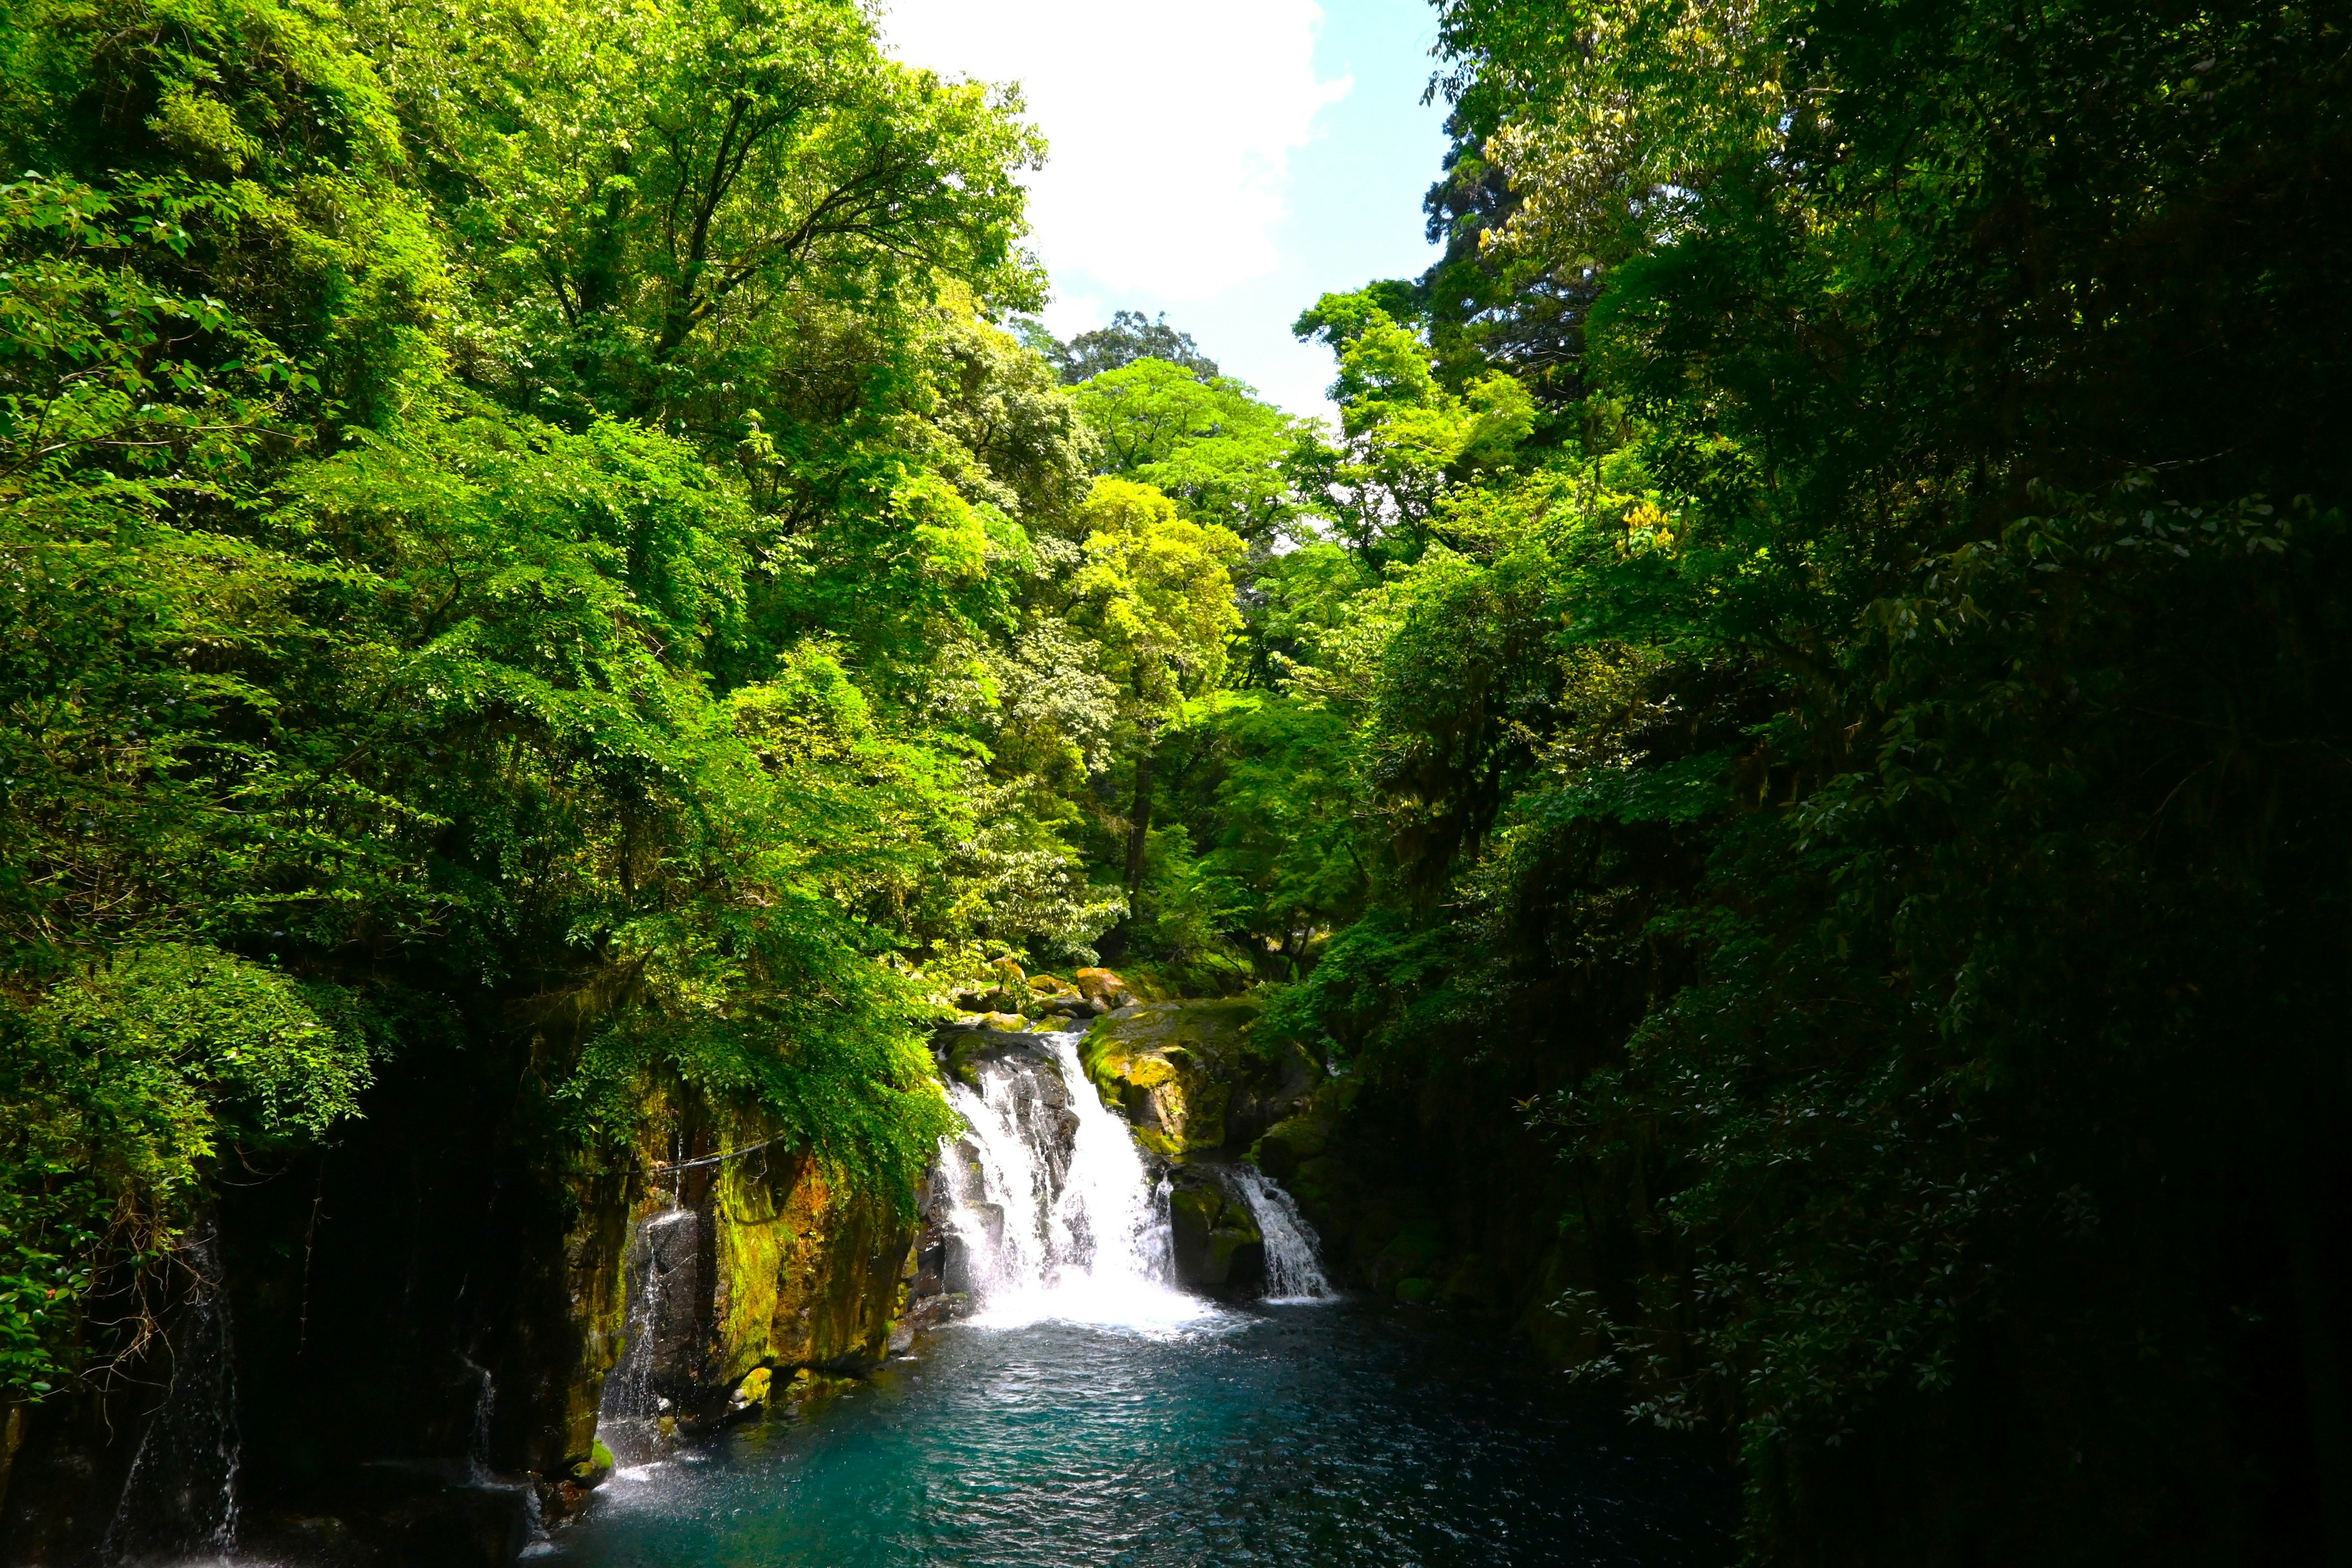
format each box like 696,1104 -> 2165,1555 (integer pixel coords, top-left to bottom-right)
1166,1167 -> 1268,1292
1079,997 -> 1314,1159
728,1366 -> 772,1411
1070,967 -> 1135,1006
1248,1111 -> 1330,1180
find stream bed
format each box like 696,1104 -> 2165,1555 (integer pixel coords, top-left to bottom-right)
557,1298 -> 1730,1568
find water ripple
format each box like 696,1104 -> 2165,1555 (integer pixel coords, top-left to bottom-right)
561,1302 -> 1729,1567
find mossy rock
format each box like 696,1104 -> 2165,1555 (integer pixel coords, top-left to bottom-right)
1366,1219 -> 1448,1295
569,1438 -> 616,1485
1249,1112 -> 1329,1178
730,1366 -> 772,1409
1166,1174 -> 1266,1290
1440,1253 -> 1504,1308
940,1026 -> 1057,1087
1394,1276 -> 1438,1305
1080,997 -> 1303,1157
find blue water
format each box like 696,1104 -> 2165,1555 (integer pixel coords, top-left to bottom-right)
556,1301 -> 1729,1567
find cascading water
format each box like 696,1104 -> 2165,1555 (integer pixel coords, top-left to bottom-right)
458,1348 -> 497,1483
597,1204 -> 702,1464
456,1346 -> 557,1558
102,1221 -> 240,1566
938,1031 -> 1213,1331
1228,1165 -> 1336,1302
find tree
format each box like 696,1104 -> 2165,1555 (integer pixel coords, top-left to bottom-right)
1290,292 -> 1533,561
1063,479 -> 1244,897
1071,358 -> 1313,544
1033,308 -> 1218,384
0,0 -> 1080,1400
1246,0 -> 2352,1561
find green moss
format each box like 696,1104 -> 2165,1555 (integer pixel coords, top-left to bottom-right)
1394,1277 -> 1437,1304
1080,1000 -> 1268,1156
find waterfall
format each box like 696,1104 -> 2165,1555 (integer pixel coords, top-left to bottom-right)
102,1221 -> 240,1566
456,1348 -> 557,1557
597,1204 -> 701,1464
938,1031 -> 1214,1331
458,1348 -> 497,1483
1228,1166 -> 1336,1302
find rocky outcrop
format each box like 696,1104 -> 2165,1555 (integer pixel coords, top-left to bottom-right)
579,1121 -> 921,1481
709,1150 -> 914,1381
0,1025 -> 934,1568
1061,999 -> 1322,1295
1079,998 -> 1316,1160
939,961 -> 1135,1033
1166,1166 -> 1267,1291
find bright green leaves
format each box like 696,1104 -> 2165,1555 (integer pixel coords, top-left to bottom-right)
0,944 -> 376,1393
0,0 -> 1096,1403
357,0 -> 1044,426
1292,291 -> 1536,560
1068,478 -> 1245,723
1071,358 -> 1312,543
42,944 -> 375,1142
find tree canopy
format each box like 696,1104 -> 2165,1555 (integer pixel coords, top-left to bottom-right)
5,3 -> 2350,1561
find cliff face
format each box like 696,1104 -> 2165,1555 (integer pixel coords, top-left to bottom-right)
0,1039 -> 921,1568
712,1151 -> 912,1381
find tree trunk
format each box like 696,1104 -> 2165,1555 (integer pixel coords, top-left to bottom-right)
1124,744 -> 1155,900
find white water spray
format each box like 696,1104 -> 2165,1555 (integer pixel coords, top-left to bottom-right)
939,1032 -> 1218,1333
1229,1165 -> 1336,1302
597,1204 -> 699,1463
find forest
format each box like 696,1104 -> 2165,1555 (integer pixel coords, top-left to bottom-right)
2,0 -> 2348,1562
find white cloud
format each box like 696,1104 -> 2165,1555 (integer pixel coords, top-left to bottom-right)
880,0 -> 1349,303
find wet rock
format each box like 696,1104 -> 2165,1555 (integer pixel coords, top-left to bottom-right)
706,1147 -> 914,1391
1249,1110 -> 1330,1180
1165,1166 -> 1268,1292
903,1292 -> 970,1332
570,1438 -> 616,1485
938,1026 -> 1063,1088
729,1366 -> 773,1411
1365,1221 -> 1447,1297
240,1464 -> 538,1568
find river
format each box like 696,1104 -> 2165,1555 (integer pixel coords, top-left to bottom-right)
562,1030 -> 1729,1567
562,1300 -> 1727,1567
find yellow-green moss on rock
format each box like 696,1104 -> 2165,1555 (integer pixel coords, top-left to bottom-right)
711,1147 -> 913,1385
1080,998 -> 1298,1158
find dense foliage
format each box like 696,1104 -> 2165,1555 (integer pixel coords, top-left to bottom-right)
4,0 -> 2347,1560
0,0 -> 1291,1403
1216,1 -> 2352,1562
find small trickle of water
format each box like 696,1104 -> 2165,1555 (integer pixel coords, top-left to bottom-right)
102,1222 -> 240,1566
598,1204 -> 700,1463
458,1349 -> 496,1483
1228,1166 -> 1336,1302
940,1032 -> 1216,1333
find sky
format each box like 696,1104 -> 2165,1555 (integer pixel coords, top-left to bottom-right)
878,0 -> 1455,420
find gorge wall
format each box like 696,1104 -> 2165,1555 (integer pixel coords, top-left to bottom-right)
0,1030 -> 922,1568
0,975 -> 1351,1568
